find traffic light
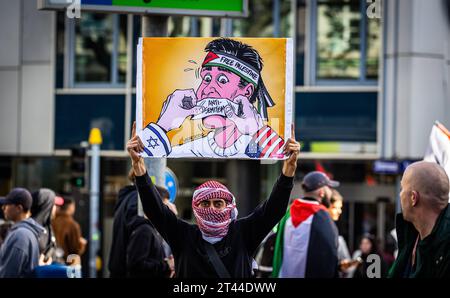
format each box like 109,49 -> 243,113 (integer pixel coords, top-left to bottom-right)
70,146 -> 86,188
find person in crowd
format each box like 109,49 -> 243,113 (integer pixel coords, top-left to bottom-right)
109,168 -> 175,278
327,189 -> 354,277
253,228 -> 278,278
382,233 -> 397,269
0,221 -> 13,248
31,188 -> 58,264
0,188 -> 45,277
155,185 -> 178,216
52,196 -> 87,260
272,171 -> 339,278
126,122 -> 300,278
389,161 -> 450,278
127,184 -> 176,278
352,234 -> 387,278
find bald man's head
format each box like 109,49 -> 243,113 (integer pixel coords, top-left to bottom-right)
401,161 -> 449,215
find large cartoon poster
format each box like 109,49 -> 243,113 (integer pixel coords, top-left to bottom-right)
136,37 -> 293,159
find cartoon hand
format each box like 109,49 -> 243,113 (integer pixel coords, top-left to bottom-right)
156,89 -> 201,132
224,95 -> 264,136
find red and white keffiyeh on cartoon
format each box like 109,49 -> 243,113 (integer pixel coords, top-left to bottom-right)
192,181 -> 238,244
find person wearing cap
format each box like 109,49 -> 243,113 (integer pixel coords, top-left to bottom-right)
140,38 -> 285,159
126,122 -> 300,277
272,171 -> 340,278
0,188 -> 45,277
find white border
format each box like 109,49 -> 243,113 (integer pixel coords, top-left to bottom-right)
285,38 -> 294,141
137,37 -> 295,161
136,38 -> 143,133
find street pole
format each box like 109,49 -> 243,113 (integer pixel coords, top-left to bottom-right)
88,128 -> 102,278
139,15 -> 168,215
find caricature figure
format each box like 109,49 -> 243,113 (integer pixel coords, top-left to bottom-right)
140,38 -> 285,159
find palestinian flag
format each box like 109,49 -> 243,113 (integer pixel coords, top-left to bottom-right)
272,198 -> 338,278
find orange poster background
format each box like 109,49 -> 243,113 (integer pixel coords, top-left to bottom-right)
141,37 -> 287,145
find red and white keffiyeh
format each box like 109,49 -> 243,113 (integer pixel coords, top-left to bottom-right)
192,181 -> 238,244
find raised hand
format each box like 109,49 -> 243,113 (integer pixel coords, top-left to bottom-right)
282,124 -> 301,177
127,122 -> 146,176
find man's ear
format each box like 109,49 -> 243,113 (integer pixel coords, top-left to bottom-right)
318,188 -> 325,198
244,84 -> 255,98
16,204 -> 24,213
411,191 -> 419,207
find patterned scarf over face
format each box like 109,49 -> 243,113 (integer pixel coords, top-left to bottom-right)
192,181 -> 238,244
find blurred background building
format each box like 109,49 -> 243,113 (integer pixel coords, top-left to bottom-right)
0,0 -> 449,276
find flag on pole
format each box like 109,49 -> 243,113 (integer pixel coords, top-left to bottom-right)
424,121 -> 450,201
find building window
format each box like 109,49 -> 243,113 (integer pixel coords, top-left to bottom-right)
68,13 -> 128,87
233,0 -> 293,37
310,0 -> 380,85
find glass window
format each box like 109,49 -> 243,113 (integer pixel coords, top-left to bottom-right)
71,13 -> 127,86
56,12 -> 65,88
233,0 -> 274,37
279,0 -> 294,37
55,95 -> 125,150
117,15 -> 128,83
168,16 -> 192,37
296,0 -> 307,85
311,0 -> 381,84
233,0 -> 293,37
366,17 -> 381,80
295,91 -> 377,152
167,16 -> 213,37
316,0 -> 361,80
74,14 -> 113,83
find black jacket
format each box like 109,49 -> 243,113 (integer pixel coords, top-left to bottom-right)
388,205 -> 450,278
31,189 -> 57,261
127,218 -> 170,278
108,185 -> 170,278
135,172 -> 294,278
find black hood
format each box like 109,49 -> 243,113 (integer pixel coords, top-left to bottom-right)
31,188 -> 55,253
31,188 -> 55,226
121,185 -> 148,230
109,185 -> 147,277
117,185 -> 141,226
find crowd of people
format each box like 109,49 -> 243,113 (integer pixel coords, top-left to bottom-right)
0,188 -> 86,277
113,122 -> 450,278
1,123 -> 449,278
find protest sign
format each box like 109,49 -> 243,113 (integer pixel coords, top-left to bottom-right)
136,37 -> 293,159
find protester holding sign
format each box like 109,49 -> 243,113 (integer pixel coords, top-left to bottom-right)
0,188 -> 44,277
126,122 -> 300,278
